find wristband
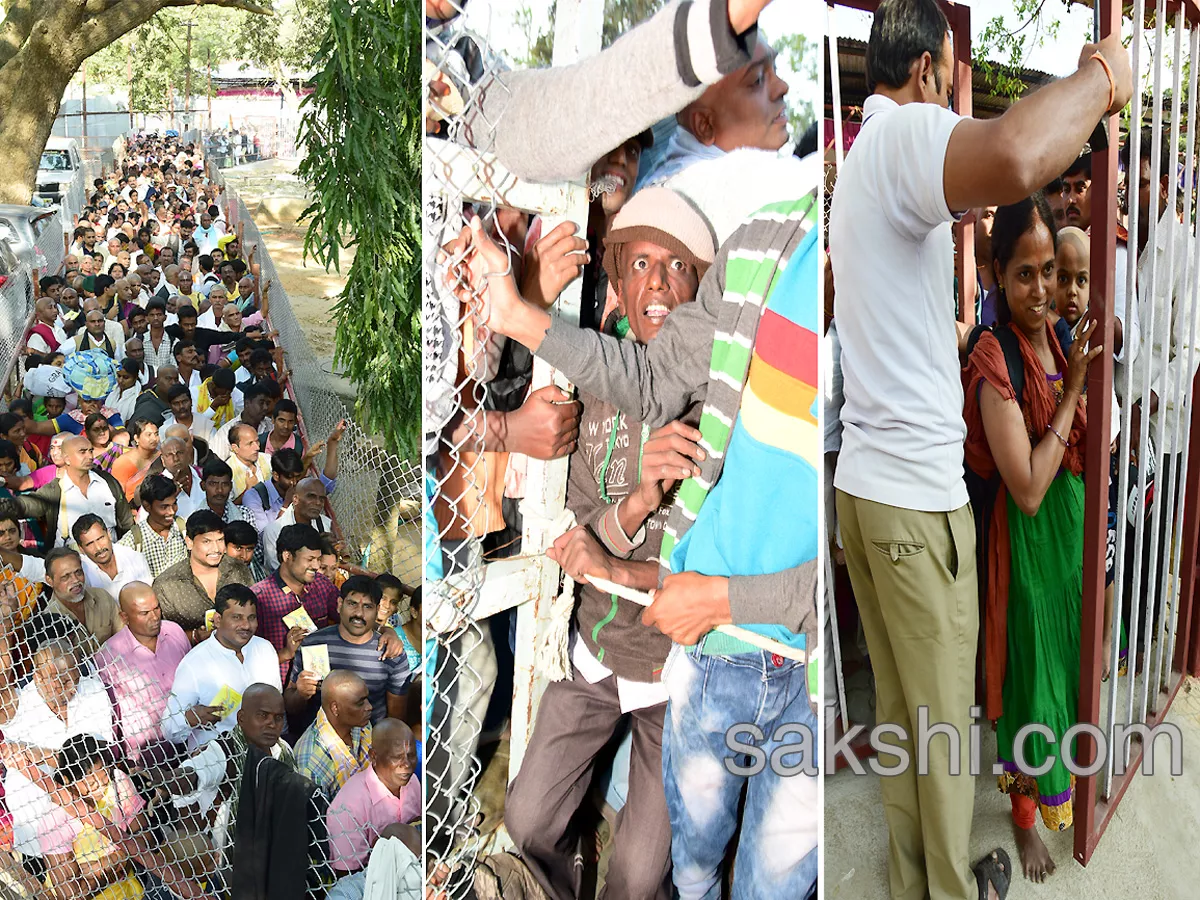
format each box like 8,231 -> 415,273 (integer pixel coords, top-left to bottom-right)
1091,51 -> 1116,112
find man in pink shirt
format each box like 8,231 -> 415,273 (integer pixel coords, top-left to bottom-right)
94,581 -> 191,764
326,719 -> 419,881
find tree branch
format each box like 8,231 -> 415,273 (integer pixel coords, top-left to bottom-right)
162,0 -> 274,14
0,0 -> 37,69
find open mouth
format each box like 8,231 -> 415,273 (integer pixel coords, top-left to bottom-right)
643,303 -> 674,323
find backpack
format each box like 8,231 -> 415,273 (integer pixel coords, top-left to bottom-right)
962,324 -> 1026,615
251,482 -> 270,510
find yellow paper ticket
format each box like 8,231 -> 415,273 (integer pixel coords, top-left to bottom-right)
209,684 -> 243,720
283,606 -> 318,634
301,644 -> 331,679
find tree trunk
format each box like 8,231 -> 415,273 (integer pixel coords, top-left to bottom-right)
0,48 -> 78,204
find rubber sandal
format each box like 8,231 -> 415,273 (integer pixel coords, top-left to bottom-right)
973,847 -> 1012,900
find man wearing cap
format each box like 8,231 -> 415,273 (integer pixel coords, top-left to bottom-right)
499,187 -> 713,900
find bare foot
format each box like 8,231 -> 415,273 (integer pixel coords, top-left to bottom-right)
1014,824 -> 1056,883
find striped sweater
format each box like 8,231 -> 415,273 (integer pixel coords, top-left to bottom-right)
537,188 -> 820,668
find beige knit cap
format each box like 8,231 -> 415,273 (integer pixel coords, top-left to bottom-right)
602,186 -> 717,287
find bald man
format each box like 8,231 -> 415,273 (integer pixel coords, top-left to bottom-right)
261,476 -> 333,571
95,582 -> 191,762
327,718 -> 420,879
150,683 -> 296,872
294,670 -> 373,798
12,435 -> 133,547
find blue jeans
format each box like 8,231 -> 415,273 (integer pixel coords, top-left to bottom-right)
661,645 -> 819,900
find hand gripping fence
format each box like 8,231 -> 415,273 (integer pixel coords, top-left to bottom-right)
424,0 -> 602,894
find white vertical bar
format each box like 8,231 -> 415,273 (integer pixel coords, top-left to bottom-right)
1160,25 -> 1200,700
1108,0 -> 1146,796
509,0 -> 602,781
1140,10 -> 1184,724
1126,2 -> 1166,735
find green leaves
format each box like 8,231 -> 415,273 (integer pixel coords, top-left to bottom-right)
297,0 -> 421,458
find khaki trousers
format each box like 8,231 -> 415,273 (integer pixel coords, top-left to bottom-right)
836,490 -> 979,900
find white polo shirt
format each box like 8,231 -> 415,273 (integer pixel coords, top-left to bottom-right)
828,93 -> 968,512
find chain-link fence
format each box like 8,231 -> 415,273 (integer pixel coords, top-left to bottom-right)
424,2 -> 599,895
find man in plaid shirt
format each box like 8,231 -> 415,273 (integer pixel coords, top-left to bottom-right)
294,669 -> 373,799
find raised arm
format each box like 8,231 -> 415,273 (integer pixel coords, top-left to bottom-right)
461,0 -> 762,182
943,36 -> 1132,211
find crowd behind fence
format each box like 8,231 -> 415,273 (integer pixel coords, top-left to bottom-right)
0,129 -> 423,898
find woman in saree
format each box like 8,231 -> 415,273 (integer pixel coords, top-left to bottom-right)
963,193 -> 1103,883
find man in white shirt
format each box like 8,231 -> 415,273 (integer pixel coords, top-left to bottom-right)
160,582 -> 285,750
827,0 -> 1131,894
2,640 -> 115,856
162,384 -> 217,444
73,512 -> 154,600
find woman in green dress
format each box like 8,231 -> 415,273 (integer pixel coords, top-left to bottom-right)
963,193 -> 1103,883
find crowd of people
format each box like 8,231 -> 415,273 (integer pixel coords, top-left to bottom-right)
0,134 -> 421,899
427,0 -> 817,898
825,0 -> 1192,897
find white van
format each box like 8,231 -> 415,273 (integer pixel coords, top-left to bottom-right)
35,136 -> 82,206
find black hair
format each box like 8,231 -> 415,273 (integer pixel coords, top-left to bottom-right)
276,523 -> 324,562
224,520 -> 258,548
83,412 -> 109,436
202,457 -> 233,480
0,413 -> 22,438
45,546 -> 82,579
71,512 -> 108,545
340,574 -> 382,603
990,192 -> 1058,327
0,439 -> 18,467
230,260 -> 248,277
127,305 -> 147,323
0,506 -> 20,532
120,358 -> 142,377
54,734 -> 118,787
198,254 -> 214,272
1063,153 -> 1092,179
272,399 -> 297,418
95,274 -> 115,294
8,398 -> 30,417
865,0 -> 951,94
39,275 -> 63,293
375,573 -> 405,597
139,473 -> 178,507
186,509 -> 226,540
271,448 -> 304,477
211,368 -> 236,391
243,381 -> 273,402
146,298 -> 167,313
215,582 -> 257,615
250,349 -> 273,368
1120,126 -> 1174,186
177,306 -> 199,322
127,417 -> 155,440
166,384 -> 191,402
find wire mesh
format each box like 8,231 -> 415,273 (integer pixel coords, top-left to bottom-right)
423,3 -> 512,893
0,134 -> 422,899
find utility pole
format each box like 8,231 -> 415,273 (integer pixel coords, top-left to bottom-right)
127,45 -> 134,130
207,48 -> 213,132
182,21 -> 195,134
81,62 -> 88,144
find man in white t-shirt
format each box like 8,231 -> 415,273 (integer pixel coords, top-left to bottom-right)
74,512 -> 154,600
828,0 -> 1131,895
